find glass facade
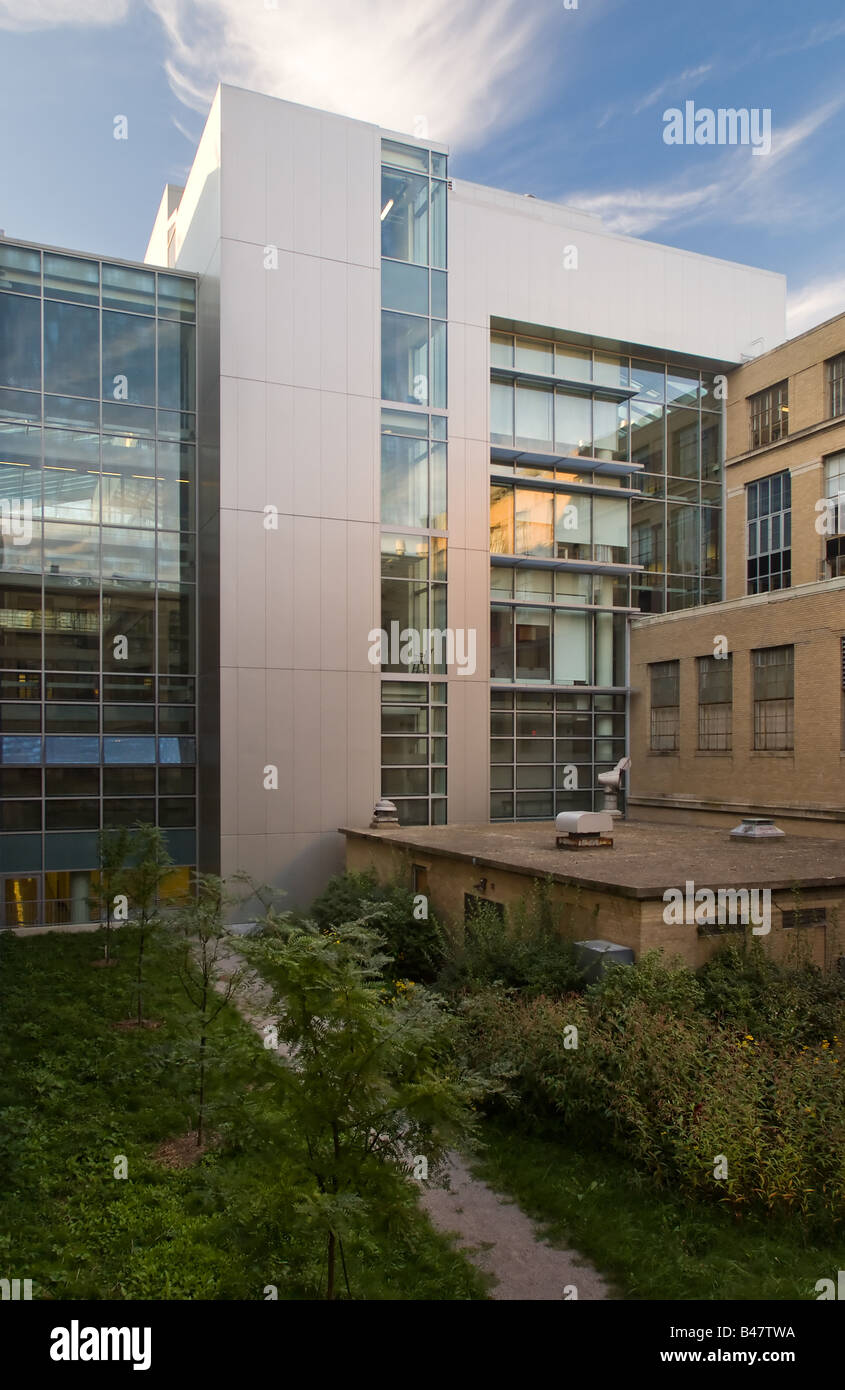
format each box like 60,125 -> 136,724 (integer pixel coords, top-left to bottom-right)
490,690 -> 626,819
490,332 -> 723,615
489,329 -> 724,818
379,141 -> 448,825
489,330 -> 647,818
0,242 -> 197,927
381,681 -> 447,824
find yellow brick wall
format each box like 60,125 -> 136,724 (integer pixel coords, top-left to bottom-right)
344,834 -> 837,969
629,581 -> 845,827
724,315 -> 845,599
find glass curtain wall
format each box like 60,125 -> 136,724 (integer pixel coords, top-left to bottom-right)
489,329 -> 722,818
379,142 -> 448,825
490,331 -> 724,613
0,243 -> 197,926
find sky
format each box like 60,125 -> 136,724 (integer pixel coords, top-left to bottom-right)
1,0 -> 844,337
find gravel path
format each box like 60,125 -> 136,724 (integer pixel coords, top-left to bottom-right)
216,939 -> 611,1301
421,1152 -> 611,1300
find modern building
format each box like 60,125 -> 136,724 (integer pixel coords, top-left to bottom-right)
1,82 -> 787,924
0,245 -> 198,927
629,310 -> 845,837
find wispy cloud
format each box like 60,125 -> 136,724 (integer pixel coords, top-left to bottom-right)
0,0 -> 129,29
145,0 -> 552,147
765,16 -> 845,59
632,64 -> 712,116
564,95 -> 845,237
787,272 -> 845,337
561,183 -> 722,237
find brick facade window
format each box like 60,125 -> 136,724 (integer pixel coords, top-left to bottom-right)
747,470 -> 791,594
841,636 -> 845,753
749,380 -> 788,450
752,645 -> 794,751
650,659 -> 680,751
698,654 -> 732,751
828,353 -> 845,418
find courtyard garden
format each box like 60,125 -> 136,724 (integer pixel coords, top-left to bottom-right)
2,848 -> 843,1300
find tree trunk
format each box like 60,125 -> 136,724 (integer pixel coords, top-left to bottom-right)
136,925 -> 146,1026
197,1031 -> 207,1147
326,1231 -> 336,1301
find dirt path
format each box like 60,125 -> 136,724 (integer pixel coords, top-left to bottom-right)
216,939 -> 611,1301
421,1152 -> 611,1300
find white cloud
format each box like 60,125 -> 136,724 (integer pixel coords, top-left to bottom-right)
0,0 -> 129,29
145,0 -> 550,147
787,273 -> 845,337
564,96 -> 845,238
632,64 -> 712,116
563,183 -> 721,237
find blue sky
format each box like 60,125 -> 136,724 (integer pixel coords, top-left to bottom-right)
1,0 -> 844,335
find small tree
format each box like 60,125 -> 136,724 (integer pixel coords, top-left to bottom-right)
92,826 -> 132,965
251,912 -> 485,1299
173,875 -> 247,1148
122,823 -> 173,1026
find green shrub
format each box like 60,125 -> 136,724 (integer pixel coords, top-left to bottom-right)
307,870 -> 446,982
438,880 -> 588,999
589,948 -> 706,1017
697,936 -> 845,1047
458,961 -> 845,1227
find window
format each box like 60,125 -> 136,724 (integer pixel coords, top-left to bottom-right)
841,636 -> 845,752
650,660 -> 679,751
749,381 -> 788,449
380,535 -> 446,673
0,294 -> 41,391
747,471 -> 791,594
515,489 -> 554,557
828,354 -> 845,418
380,411 -> 446,530
698,654 -> 732,750
783,908 -> 827,929
823,452 -> 845,551
753,646 -> 793,751
380,681 -> 446,825
489,688 -> 625,820
465,894 -> 505,924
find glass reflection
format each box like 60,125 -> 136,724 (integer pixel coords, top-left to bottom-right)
381,168 -> 428,265
44,302 -> 99,398
102,311 -> 156,406
0,295 -> 41,391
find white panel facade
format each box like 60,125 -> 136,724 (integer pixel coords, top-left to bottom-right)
154,83 -> 786,906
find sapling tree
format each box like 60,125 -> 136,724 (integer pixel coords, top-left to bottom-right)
122,822 -> 173,1026
173,875 -> 247,1148
250,911 -> 485,1299
92,826 -> 132,965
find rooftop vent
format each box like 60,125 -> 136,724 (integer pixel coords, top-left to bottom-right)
555,810 -> 614,850
730,817 -> 785,839
370,798 -> 399,828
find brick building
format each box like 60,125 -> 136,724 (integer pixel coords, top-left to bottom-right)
629,311 -> 845,835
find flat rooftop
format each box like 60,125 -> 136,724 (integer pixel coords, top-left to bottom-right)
341,821 -> 845,900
